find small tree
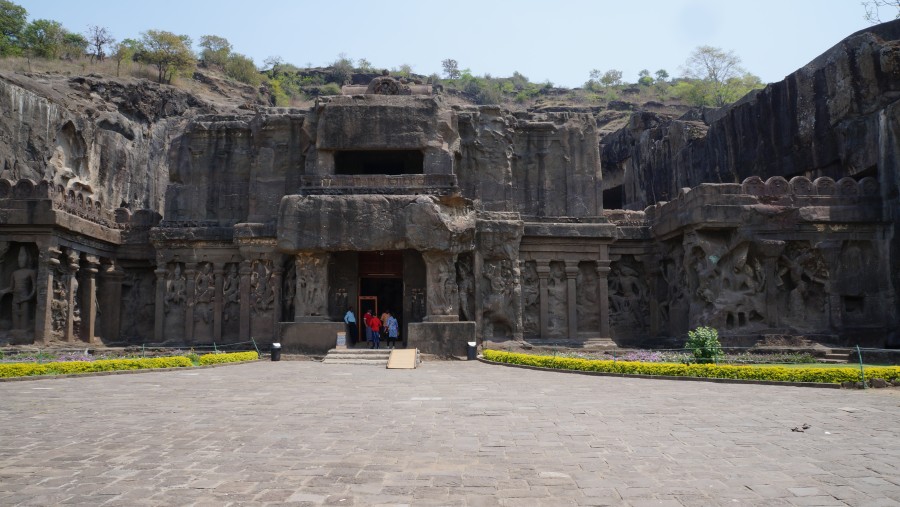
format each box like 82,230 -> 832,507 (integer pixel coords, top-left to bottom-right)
328,53 -> 353,84
86,25 -> 114,62
112,38 -> 138,77
442,58 -> 460,79
596,69 -> 622,87
224,52 -> 260,86
654,69 -> 669,82
198,34 -> 231,67
264,55 -> 283,75
685,326 -> 723,363
136,30 -> 195,84
862,0 -> 900,23
637,69 -> 653,86
60,32 -> 87,60
356,58 -> 373,73
0,0 -> 27,56
22,19 -> 65,59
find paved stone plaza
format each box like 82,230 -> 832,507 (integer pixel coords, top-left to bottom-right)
1,361 -> 899,506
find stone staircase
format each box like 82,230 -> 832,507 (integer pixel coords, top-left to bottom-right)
321,348 -> 392,365
820,348 -> 853,364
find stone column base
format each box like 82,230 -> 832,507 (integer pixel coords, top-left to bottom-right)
279,322 -> 345,354
408,321 -> 476,357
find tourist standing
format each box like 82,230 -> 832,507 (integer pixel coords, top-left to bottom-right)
386,312 -> 399,348
344,307 -> 357,346
363,310 -> 373,346
367,311 -> 382,349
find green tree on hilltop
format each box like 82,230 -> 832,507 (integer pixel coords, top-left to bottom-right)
0,0 -> 26,56
198,34 -> 231,68
136,30 -> 195,84
677,45 -> 764,107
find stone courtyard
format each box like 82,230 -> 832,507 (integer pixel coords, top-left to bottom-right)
1,361 -> 899,506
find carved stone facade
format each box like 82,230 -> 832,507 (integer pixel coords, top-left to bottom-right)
2,54 -> 899,351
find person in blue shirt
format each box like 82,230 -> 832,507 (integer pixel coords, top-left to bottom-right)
344,307 -> 357,346
386,312 -> 399,349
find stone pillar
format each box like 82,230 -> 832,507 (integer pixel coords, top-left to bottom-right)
294,252 -> 330,320
154,266 -> 167,344
34,247 -> 61,345
536,260 -> 550,339
421,251 -> 459,322
99,259 -> 124,342
82,255 -> 100,344
596,260 -> 611,338
64,250 -> 80,343
565,260 -> 579,339
239,260 -> 252,341
272,263 -> 283,326
213,265 -> 224,343
184,264 -> 196,342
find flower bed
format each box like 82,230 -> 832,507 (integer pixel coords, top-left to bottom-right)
482,350 -> 900,385
0,351 -> 259,379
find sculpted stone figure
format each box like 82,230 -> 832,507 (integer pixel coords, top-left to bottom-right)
295,253 -> 327,317
423,252 -> 457,317
0,248 -> 36,330
222,263 -> 240,323
164,264 -> 186,313
457,255 -> 475,321
194,263 -> 214,323
250,260 -> 275,313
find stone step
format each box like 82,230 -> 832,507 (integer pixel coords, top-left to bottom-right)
322,358 -> 390,365
819,358 -> 850,364
321,347 -> 397,365
824,353 -> 850,361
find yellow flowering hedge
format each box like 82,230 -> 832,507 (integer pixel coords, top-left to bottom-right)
198,351 -> 259,365
0,357 -> 192,378
482,350 -> 900,384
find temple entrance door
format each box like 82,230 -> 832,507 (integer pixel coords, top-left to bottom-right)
358,251 -> 404,346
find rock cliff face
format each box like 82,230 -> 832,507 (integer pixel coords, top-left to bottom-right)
0,72 -> 216,214
602,20 -> 900,211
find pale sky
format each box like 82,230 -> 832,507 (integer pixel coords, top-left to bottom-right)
23,0 -> 886,87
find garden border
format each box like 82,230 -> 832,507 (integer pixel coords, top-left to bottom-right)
477,357 -> 843,389
0,359 -> 262,383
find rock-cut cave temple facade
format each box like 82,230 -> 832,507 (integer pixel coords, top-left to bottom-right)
1,22 -> 899,354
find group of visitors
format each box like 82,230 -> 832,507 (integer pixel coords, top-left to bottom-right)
343,307 -> 400,349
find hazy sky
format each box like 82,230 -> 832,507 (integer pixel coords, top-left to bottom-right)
24,0 -> 887,87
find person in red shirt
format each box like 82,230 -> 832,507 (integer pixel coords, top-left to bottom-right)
367,312 -> 381,349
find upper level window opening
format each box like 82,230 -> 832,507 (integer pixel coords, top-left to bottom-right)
334,150 -> 424,175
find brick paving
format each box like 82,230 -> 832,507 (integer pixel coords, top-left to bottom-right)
1,360 -> 899,506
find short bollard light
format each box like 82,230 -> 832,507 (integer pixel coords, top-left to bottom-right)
466,341 -> 477,360
271,343 -> 282,362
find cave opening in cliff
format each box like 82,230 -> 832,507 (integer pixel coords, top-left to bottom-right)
335,150 -> 424,176
603,186 -> 624,210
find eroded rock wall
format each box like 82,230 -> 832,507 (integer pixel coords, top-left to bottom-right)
603,20 -> 900,211
0,73 -> 212,214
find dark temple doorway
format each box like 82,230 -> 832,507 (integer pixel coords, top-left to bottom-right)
358,251 -> 404,345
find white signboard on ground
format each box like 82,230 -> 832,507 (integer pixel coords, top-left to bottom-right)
336,332 -> 347,349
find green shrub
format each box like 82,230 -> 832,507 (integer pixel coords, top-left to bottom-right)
481,350 -> 900,384
685,326 -> 722,363
0,357 -> 193,378
198,351 -> 258,365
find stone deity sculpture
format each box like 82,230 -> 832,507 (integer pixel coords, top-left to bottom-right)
0,248 -> 36,330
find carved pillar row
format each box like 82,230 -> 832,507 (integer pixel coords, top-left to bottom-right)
153,265 -> 167,343
184,264 -> 196,342
239,260 -> 252,341
213,265 -> 224,342
34,247 -> 61,345
596,260 -> 611,338
565,260 -> 579,339
64,250 -> 80,343
294,252 -> 329,320
82,255 -> 100,344
421,251 -> 459,322
99,260 -> 124,342
536,260 -> 550,339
